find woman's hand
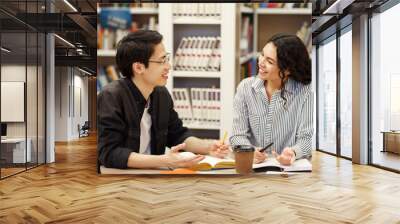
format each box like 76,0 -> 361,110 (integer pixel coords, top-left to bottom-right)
208,140 -> 230,158
164,143 -> 205,168
253,148 -> 267,164
273,147 -> 296,165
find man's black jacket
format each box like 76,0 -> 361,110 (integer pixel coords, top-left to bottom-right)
97,77 -> 190,169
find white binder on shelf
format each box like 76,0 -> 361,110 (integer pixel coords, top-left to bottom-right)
174,37 -> 186,70
212,88 -> 221,125
181,37 -> 192,71
200,88 -> 208,123
187,37 -> 197,71
198,37 -> 208,71
204,37 -> 215,71
192,37 -> 202,71
190,88 -> 201,123
209,37 -> 221,71
172,89 -> 183,121
181,88 -> 193,124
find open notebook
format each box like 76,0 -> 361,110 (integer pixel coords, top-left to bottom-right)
178,152 -> 235,171
252,158 -> 312,172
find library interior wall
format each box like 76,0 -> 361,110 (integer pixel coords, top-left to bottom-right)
1,65 -> 41,138
54,67 -> 89,141
1,64 -> 46,165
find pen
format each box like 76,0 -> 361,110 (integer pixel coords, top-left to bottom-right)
221,131 -> 228,144
259,142 -> 274,153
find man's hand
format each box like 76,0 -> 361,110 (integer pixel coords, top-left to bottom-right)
164,143 -> 205,168
253,148 -> 267,164
273,147 -> 296,166
208,140 -> 230,158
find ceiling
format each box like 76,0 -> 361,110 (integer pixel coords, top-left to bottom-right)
312,0 -> 390,44
0,0 -> 97,73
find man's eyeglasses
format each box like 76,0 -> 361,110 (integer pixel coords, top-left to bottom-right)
149,53 -> 171,65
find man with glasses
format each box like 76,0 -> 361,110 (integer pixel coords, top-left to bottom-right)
98,30 -> 229,169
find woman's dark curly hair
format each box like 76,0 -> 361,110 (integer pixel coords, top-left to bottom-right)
262,33 -> 311,108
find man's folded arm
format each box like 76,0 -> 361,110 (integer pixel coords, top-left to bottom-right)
97,90 -> 132,169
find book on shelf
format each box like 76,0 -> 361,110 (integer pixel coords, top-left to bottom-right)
240,57 -> 257,80
97,65 -> 121,93
98,17 -> 158,50
98,6 -> 158,50
253,158 -> 312,172
253,2 -> 310,9
171,88 -> 221,128
171,88 -> 193,124
174,36 -> 221,72
178,152 -> 235,171
173,3 -> 221,18
240,16 -> 254,57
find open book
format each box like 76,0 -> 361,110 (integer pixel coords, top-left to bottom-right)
178,152 -> 235,171
252,158 -> 312,172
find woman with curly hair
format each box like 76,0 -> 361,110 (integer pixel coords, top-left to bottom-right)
230,33 -> 313,165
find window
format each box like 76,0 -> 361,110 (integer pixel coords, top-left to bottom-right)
370,2 -> 400,171
317,36 -> 337,154
339,27 -> 352,158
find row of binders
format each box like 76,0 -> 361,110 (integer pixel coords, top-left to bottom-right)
173,3 -> 221,18
172,88 -> 221,127
174,36 -> 221,72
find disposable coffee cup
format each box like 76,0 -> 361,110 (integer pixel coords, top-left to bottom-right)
233,145 -> 255,174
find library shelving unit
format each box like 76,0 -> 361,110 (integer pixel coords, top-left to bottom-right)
238,4 -> 257,86
159,3 -> 236,139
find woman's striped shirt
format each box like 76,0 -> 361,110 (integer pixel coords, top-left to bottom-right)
229,76 -> 314,159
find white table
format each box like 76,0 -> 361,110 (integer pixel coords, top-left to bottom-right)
1,138 -> 32,163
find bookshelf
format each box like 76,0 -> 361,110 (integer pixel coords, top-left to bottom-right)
240,5 -> 254,14
172,71 -> 221,78
239,52 -> 256,65
173,17 -> 221,25
256,8 -> 312,15
97,49 -> 116,57
97,7 -> 158,15
159,3 -> 236,138
237,4 -> 257,86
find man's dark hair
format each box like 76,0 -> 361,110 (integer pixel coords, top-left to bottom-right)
116,30 -> 163,79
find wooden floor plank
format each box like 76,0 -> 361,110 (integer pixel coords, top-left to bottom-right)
0,134 -> 400,223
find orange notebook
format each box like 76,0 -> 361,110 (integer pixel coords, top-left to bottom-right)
160,168 -> 197,174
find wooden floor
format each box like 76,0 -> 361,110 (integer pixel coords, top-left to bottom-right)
1,135 -> 400,223
372,151 -> 400,171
